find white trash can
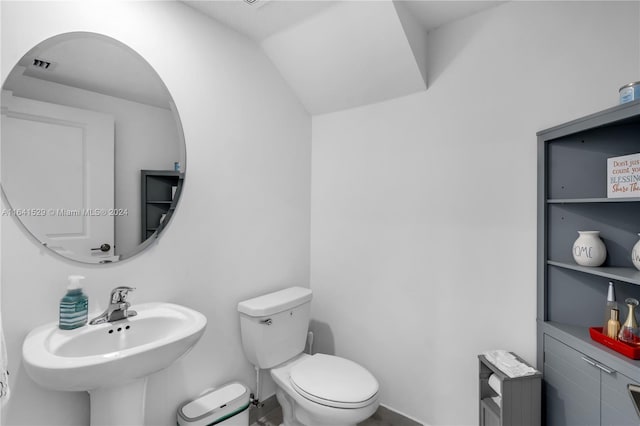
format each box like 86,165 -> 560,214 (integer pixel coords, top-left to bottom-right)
177,382 -> 250,426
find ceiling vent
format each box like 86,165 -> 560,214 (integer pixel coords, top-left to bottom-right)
32,58 -> 53,70
243,0 -> 273,8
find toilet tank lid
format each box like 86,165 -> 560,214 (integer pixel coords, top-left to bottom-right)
237,286 -> 312,317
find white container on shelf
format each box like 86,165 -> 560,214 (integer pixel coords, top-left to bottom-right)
619,81 -> 640,104
572,231 -> 607,267
632,233 -> 640,271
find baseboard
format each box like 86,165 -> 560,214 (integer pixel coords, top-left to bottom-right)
370,404 -> 424,426
248,393 -> 279,425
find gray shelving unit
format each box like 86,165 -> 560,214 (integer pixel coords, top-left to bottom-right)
479,354 -> 542,426
537,100 -> 640,425
141,170 -> 184,242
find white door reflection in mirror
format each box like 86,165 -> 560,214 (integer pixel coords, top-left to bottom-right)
0,32 -> 186,264
1,91 -> 116,262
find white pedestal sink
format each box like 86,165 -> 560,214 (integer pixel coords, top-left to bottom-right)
22,302 -> 207,426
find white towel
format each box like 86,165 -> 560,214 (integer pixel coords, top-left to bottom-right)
488,373 -> 502,395
483,349 -> 538,378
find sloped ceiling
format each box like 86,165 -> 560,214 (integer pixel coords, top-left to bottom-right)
261,1 -> 427,114
182,0 -> 339,41
182,0 -> 502,115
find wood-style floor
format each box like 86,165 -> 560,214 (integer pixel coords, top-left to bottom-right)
252,405 -> 419,426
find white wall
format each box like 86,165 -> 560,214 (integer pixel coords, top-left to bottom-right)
1,1 -> 310,425
4,72 -> 181,256
310,1 -> 640,425
0,88 -> 4,426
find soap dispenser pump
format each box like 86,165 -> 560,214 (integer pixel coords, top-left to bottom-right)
59,275 -> 89,330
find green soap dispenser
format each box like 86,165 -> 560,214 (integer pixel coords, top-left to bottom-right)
59,275 -> 89,330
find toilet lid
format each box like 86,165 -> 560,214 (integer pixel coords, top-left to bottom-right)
289,354 -> 378,408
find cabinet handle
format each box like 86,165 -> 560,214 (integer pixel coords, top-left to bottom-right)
595,363 -> 615,374
581,357 -> 615,374
581,356 -> 597,367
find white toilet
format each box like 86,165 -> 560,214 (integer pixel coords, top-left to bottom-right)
237,286 -> 379,426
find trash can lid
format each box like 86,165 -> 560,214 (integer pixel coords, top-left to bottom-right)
178,382 -> 249,423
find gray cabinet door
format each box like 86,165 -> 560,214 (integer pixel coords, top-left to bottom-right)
602,370 -> 640,426
480,399 -> 501,426
544,335 -> 600,426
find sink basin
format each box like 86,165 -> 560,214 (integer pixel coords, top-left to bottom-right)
23,302 -> 206,425
23,302 -> 206,391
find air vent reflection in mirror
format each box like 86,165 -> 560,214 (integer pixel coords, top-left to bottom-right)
32,58 -> 52,69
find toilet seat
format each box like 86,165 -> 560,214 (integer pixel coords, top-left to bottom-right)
289,354 -> 378,409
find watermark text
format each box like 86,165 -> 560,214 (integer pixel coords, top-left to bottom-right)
1,208 -> 129,217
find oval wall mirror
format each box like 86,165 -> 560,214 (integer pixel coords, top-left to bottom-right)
1,32 -> 186,264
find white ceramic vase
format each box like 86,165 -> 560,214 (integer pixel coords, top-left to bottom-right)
632,233 -> 640,271
572,231 -> 606,267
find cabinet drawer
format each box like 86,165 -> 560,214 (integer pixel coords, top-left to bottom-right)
544,335 -> 601,389
544,335 -> 600,426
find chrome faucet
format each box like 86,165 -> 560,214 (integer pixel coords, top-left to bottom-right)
89,286 -> 137,325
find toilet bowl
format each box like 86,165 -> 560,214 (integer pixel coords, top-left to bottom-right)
271,353 -> 379,426
237,287 -> 379,426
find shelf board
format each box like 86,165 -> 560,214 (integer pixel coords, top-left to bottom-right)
547,260 -> 640,285
547,197 -> 640,204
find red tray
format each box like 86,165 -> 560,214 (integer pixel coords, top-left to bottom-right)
589,327 -> 640,359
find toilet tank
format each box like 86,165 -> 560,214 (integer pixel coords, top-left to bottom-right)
237,287 -> 312,369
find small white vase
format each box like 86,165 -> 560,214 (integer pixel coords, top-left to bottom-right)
632,234 -> 640,271
572,231 -> 606,267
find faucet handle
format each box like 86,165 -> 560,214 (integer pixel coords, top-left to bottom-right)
110,286 -> 135,303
